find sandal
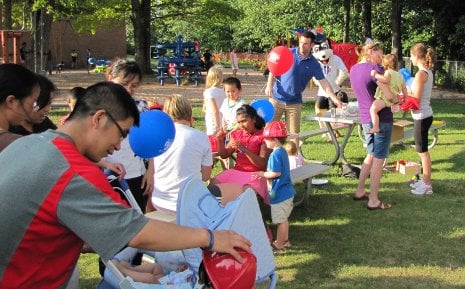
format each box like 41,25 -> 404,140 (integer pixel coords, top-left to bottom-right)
367,201 -> 392,210
353,192 -> 370,201
271,241 -> 286,253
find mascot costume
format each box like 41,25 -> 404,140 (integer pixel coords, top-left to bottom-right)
312,33 -> 349,114
312,33 -> 349,135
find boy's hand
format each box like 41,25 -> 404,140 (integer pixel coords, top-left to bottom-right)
370,70 -> 377,77
253,171 -> 265,179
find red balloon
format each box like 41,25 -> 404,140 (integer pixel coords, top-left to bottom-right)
267,46 -> 294,76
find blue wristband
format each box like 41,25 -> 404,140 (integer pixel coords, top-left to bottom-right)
204,229 -> 214,251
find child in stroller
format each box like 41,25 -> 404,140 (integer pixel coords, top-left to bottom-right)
101,175 -> 277,289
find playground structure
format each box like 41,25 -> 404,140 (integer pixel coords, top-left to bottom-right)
0,30 -> 23,64
88,58 -> 112,73
153,35 -> 202,86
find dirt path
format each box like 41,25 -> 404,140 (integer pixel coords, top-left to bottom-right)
49,67 -> 465,106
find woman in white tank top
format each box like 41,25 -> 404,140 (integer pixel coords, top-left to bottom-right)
409,43 -> 436,196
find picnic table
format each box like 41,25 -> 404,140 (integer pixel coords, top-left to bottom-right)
304,111 -> 447,166
304,113 -> 358,165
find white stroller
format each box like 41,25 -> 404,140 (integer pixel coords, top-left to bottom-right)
98,177 -> 277,289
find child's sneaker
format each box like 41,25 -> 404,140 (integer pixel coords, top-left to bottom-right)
410,179 -> 424,189
411,181 -> 433,195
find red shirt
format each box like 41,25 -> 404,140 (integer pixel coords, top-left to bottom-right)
231,128 -> 264,172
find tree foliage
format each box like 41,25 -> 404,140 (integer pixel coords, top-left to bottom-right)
149,0 -> 240,51
3,0 -> 465,71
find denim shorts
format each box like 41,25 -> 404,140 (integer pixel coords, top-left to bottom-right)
362,122 -> 392,159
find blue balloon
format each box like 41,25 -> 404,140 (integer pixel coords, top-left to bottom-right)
406,77 -> 414,93
129,110 -> 176,158
88,57 -> 97,65
399,68 -> 411,82
250,99 -> 275,123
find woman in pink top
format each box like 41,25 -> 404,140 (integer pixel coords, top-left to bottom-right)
211,104 -> 270,203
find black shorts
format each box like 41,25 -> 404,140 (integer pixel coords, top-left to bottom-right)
316,91 -> 348,109
414,116 -> 433,153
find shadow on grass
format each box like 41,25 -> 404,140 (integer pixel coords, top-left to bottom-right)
318,276 -> 465,289
279,173 -> 465,289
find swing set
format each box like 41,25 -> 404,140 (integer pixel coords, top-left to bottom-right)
0,4 -> 27,64
0,30 -> 23,64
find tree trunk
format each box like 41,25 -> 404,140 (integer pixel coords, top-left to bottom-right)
2,0 -> 12,29
131,0 -> 152,74
343,0 -> 350,43
361,0 -> 372,40
31,8 -> 52,73
391,0 -> 402,65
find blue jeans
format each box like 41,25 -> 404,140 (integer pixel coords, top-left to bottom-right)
362,122 -> 392,159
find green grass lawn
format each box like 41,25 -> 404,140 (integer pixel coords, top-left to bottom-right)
51,99 -> 465,288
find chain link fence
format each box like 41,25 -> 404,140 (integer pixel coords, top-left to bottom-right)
403,57 -> 465,90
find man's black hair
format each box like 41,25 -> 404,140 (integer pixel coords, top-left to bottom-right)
68,81 -> 140,126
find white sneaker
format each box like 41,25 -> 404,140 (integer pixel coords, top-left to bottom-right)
411,181 -> 433,195
410,179 -> 424,189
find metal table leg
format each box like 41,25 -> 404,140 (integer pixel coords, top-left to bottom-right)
338,124 -> 356,165
324,122 -> 355,165
324,121 -> 340,165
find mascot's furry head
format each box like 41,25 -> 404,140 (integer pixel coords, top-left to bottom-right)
312,33 -> 333,65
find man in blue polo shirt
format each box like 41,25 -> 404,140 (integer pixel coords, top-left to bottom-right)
265,31 -> 342,145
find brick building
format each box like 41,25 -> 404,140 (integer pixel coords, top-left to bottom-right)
18,20 -> 126,69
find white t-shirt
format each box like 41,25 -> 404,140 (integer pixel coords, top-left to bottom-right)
314,54 -> 348,97
151,123 -> 213,213
106,138 -> 147,179
288,154 -> 305,170
220,98 -> 245,131
105,99 -> 148,179
203,87 -> 226,135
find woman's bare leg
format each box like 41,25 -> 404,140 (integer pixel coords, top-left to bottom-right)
368,99 -> 387,134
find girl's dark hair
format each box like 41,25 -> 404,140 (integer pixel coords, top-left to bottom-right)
0,64 -> 39,104
236,104 -> 266,129
223,77 -> 242,90
36,75 -> 56,110
69,87 -> 86,102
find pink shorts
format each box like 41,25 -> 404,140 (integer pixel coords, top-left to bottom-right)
214,169 -> 269,204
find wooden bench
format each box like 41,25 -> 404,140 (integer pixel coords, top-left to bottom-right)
288,128 -> 329,158
391,119 -> 447,149
290,163 -> 330,208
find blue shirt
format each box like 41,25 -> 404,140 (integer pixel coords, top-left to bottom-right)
267,147 -> 295,204
273,47 -> 324,104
